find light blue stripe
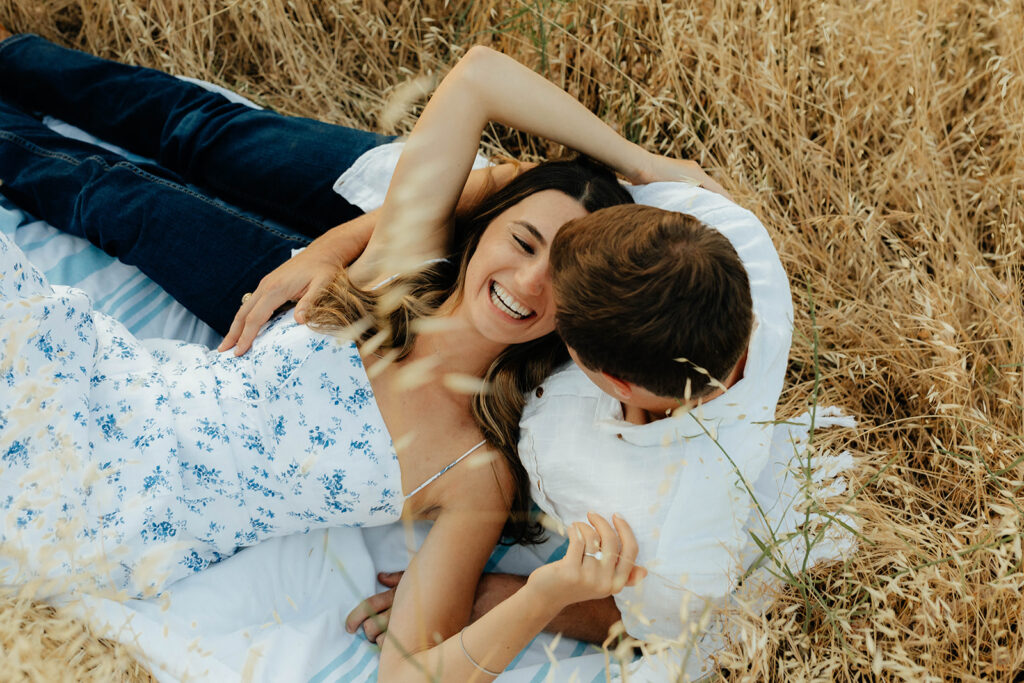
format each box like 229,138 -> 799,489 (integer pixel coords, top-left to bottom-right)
127,296 -> 173,334
94,272 -> 144,309
21,233 -> 61,253
43,247 -> 112,286
120,287 -> 164,325
307,638 -> 365,683
546,539 -> 570,563
484,542 -> 513,573
529,663 -> 552,682
509,633 -> 541,669
106,278 -> 154,316
0,204 -> 24,235
337,648 -> 376,683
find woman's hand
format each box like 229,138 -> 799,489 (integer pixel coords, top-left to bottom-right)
218,210 -> 377,355
631,152 -> 732,200
526,513 -> 645,611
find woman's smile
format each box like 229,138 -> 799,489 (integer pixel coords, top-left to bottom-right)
489,280 -> 535,320
463,189 -> 590,344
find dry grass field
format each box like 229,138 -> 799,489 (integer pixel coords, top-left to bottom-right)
1,0 -> 1022,680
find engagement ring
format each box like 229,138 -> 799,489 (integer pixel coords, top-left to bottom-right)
584,551 -> 603,561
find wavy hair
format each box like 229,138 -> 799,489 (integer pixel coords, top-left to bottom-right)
307,156 -> 634,543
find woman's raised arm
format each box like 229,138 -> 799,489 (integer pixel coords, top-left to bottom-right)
348,45 -> 717,286
218,160 -> 533,355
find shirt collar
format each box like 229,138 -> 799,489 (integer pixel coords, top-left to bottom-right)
592,318 -> 768,446
594,392 -> 741,446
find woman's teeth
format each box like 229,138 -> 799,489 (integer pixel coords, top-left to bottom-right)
490,282 -> 533,320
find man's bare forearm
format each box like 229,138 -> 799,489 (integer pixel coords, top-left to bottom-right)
471,573 -> 622,644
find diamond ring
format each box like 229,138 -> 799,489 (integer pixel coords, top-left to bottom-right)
584,551 -> 603,561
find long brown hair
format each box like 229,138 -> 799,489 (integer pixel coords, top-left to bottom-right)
308,157 -> 633,543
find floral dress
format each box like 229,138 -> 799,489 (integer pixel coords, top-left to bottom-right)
0,232 -> 403,597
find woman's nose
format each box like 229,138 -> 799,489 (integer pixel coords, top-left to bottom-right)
515,259 -> 548,296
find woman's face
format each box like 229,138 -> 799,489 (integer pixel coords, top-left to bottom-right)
462,189 -> 589,346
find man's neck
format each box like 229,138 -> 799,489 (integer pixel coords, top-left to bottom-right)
621,402 -> 651,425
620,348 -> 749,426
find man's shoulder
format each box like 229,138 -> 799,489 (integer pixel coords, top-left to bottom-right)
520,364 -> 620,450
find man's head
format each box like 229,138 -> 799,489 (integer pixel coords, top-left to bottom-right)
550,204 -> 753,406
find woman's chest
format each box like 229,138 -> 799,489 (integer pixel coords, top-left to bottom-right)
366,367 -> 483,510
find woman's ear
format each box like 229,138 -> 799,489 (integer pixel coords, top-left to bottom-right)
602,373 -> 633,401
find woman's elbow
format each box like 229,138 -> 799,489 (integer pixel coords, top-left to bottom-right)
451,45 -> 502,88
461,44 -> 500,69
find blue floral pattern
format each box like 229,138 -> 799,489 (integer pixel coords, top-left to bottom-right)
0,233 -> 402,597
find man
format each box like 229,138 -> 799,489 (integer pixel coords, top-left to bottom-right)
342,161 -> 794,679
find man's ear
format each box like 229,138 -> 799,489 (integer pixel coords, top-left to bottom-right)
602,372 -> 633,401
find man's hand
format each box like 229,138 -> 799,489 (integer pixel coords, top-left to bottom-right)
345,571 -> 402,645
218,210 -> 377,356
217,244 -> 339,355
217,162 -> 533,357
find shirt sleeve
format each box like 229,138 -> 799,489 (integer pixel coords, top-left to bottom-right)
332,142 -> 491,213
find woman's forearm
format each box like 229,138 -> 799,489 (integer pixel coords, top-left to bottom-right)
472,573 -> 622,644
457,47 -> 651,182
370,45 -> 650,268
399,45 -> 650,199
379,513 -> 642,682
452,50 -> 722,191
381,581 -> 562,682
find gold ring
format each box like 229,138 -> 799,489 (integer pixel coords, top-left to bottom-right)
241,292 -> 253,304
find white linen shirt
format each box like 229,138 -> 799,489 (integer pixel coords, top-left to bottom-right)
518,182 -> 794,645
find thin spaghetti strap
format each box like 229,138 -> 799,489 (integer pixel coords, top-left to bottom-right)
404,440 -> 487,500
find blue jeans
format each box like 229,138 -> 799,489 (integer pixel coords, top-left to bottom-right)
0,34 -> 392,334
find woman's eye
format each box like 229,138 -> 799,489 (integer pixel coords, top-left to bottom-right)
514,236 -> 535,255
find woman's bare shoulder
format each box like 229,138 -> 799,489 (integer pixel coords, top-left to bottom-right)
427,438 -> 515,517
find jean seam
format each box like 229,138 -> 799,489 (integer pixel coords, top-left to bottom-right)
0,128 -> 310,246
113,161 -> 311,245
0,129 -> 84,167
0,33 -> 37,59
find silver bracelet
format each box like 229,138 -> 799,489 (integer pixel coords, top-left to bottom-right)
459,628 -> 503,677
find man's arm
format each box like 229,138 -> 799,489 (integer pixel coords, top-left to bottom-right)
471,572 -> 623,644
346,570 -> 623,646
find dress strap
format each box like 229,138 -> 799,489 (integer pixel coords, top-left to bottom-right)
404,440 -> 487,500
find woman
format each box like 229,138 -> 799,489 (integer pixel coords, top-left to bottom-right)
0,33 -> 727,679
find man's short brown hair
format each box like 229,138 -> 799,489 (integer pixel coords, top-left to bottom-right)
550,204 -> 753,399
